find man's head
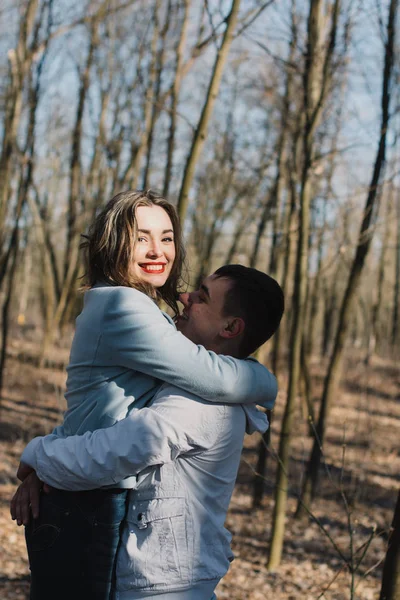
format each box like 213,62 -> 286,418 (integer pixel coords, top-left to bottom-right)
176,265 -> 284,358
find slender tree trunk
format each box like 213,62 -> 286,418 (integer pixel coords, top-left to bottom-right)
380,489 -> 400,600
367,194 -> 391,362
64,22 -> 97,280
177,0 -> 241,224
253,412 -> 272,509
0,0 -> 39,240
143,0 -> 172,189
271,115 -> 302,373
0,230 -> 19,396
268,0 -> 340,569
298,0 -> 398,513
250,1 -> 296,270
129,3 -> 160,189
252,3 -> 297,507
40,17 -> 99,359
225,204 -> 259,264
321,278 -> 336,356
392,194 -> 400,347
0,0 -> 49,390
163,0 -> 190,197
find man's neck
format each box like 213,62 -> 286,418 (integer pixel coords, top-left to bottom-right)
213,340 -> 241,359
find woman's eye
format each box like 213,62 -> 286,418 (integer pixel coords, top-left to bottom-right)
162,237 -> 174,243
138,237 -> 147,243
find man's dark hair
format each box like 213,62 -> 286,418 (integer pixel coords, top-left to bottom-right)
214,264 -> 284,358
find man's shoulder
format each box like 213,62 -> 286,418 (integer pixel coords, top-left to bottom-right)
152,384 -> 225,409
150,384 -> 244,449
151,384 -> 244,427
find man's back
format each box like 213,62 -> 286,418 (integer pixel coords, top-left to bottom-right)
114,384 -> 264,597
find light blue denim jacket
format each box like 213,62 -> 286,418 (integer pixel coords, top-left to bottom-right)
51,284 -> 276,488
22,385 -> 269,597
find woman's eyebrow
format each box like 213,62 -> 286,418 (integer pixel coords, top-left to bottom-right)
137,229 -> 174,234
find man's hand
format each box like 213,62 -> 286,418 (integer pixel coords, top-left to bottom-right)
17,462 -> 34,481
10,471 -> 43,526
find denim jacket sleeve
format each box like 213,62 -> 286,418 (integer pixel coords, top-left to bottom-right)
101,287 -> 277,408
21,388 -> 225,491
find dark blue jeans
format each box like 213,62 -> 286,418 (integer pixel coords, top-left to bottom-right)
25,487 -> 129,600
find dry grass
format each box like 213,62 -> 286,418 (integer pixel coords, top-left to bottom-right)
0,338 -> 399,599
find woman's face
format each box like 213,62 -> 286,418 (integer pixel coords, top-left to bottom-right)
131,205 -> 176,288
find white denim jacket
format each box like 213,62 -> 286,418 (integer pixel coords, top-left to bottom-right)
22,385 -> 269,598
50,284 -> 277,489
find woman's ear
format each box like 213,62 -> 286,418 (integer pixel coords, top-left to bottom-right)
221,317 -> 245,339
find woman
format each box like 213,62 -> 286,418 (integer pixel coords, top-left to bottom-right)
12,189 -> 277,600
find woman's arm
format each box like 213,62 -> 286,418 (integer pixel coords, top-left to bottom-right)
101,288 -> 277,408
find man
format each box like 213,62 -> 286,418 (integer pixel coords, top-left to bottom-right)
14,265 -> 284,599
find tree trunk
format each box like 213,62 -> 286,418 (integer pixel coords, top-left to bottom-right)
163,0 -> 190,197
366,194 -> 391,362
129,2 -> 160,190
0,230 -> 19,396
252,4 -> 297,507
380,489 -> 400,600
253,411 -> 272,509
298,0 -> 398,513
268,0 -> 340,570
64,21 -> 97,281
392,192 -> 400,347
225,203 -> 259,264
177,0 -> 241,224
0,0 -> 39,239
143,0 -> 172,190
41,18 -> 98,359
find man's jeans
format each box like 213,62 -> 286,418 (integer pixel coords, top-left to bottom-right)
25,487 -> 128,600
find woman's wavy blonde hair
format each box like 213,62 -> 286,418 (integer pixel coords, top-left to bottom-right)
81,189 -> 186,315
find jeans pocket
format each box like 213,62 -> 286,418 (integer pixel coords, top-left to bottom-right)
26,492 -> 66,553
93,490 -> 128,527
88,491 -> 128,585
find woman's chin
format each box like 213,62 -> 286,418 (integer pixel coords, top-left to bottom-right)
141,273 -> 169,288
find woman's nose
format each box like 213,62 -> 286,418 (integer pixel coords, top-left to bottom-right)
147,241 -> 163,258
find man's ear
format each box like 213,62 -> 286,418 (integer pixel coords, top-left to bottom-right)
221,317 -> 245,339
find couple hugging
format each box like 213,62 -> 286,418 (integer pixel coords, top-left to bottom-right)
11,189 -> 284,600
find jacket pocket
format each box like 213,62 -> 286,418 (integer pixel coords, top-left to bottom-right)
122,497 -> 192,588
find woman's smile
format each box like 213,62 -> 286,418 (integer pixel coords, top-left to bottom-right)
139,263 -> 167,273
131,205 -> 176,287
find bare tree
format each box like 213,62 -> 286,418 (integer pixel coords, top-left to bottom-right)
380,489 -> 400,600
252,0 -> 298,508
163,0 -> 190,197
268,0 -> 341,569
298,0 -> 399,513
0,0 -> 41,272
177,0 -> 241,224
392,188 -> 400,347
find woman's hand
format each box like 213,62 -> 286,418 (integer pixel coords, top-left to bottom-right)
10,471 -> 43,525
17,461 -> 34,481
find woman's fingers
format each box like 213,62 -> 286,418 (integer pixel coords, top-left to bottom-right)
10,484 -> 28,525
29,476 -> 41,519
10,472 -> 42,525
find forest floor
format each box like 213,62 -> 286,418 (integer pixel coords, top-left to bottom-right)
0,334 -> 399,600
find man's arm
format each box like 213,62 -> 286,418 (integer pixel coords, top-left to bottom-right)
20,390 -> 225,491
